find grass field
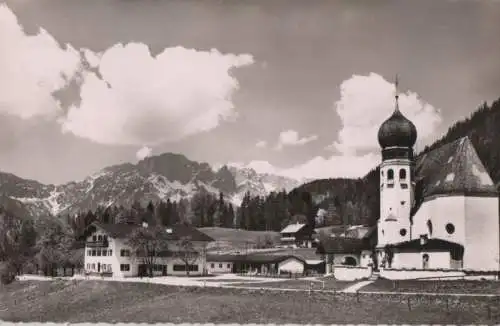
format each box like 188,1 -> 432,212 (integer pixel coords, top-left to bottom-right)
1,280 -> 499,324
363,278 -> 500,294
200,227 -> 280,247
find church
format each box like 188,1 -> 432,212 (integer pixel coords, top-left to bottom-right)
375,81 -> 500,272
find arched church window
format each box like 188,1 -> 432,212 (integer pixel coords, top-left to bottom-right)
446,223 -> 455,234
427,220 -> 433,236
387,169 -> 394,180
399,169 -> 407,180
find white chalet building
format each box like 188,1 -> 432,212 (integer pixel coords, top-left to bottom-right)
84,222 -> 214,277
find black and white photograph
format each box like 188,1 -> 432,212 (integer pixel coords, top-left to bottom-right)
1,0 -> 500,324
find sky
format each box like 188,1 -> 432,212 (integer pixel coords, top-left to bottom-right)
1,0 -> 500,184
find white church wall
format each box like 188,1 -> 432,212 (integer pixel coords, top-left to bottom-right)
464,196 -> 500,271
391,251 -> 450,269
333,266 -> 371,281
411,200 -> 431,239
391,252 -> 421,269
429,196 -> 466,244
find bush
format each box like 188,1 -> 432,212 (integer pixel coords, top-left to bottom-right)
0,262 -> 17,285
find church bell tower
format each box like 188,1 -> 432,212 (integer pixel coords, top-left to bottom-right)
377,76 -> 417,248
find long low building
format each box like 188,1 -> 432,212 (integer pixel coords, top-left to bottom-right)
206,253 -> 310,275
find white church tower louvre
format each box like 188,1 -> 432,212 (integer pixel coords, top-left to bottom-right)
377,76 -> 417,248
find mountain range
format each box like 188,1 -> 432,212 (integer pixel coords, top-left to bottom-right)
0,153 -> 305,219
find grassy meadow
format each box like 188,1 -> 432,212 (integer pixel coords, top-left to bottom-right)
1,279 -> 499,324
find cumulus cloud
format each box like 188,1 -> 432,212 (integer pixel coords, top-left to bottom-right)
0,4 -> 82,119
135,146 -> 152,160
60,43 -> 254,146
274,130 -> 318,150
330,72 -> 442,154
233,73 -> 442,181
255,140 -> 267,148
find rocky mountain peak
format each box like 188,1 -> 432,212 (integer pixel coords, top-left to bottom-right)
0,152 -> 303,219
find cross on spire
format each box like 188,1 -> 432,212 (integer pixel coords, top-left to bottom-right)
394,74 -> 400,113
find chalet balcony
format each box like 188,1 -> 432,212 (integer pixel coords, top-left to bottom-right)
86,239 -> 109,248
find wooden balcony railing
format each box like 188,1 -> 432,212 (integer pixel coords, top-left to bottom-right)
86,240 -> 109,248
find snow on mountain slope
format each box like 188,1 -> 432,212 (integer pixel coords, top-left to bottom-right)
0,153 -> 305,217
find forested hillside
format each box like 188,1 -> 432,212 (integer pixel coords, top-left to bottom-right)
293,98 -> 500,226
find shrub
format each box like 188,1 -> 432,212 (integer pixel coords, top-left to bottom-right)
0,262 -> 17,285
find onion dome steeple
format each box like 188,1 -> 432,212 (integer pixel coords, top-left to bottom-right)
377,75 -> 417,149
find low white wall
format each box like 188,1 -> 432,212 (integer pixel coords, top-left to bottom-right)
333,266 -> 371,281
380,269 -> 465,280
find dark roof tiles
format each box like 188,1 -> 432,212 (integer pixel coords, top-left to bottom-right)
89,222 -> 214,242
415,136 -> 497,199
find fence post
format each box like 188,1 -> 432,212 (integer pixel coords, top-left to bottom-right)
407,297 -> 411,311
356,291 -> 360,303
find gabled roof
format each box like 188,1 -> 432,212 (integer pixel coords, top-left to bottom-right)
86,222 -> 214,242
207,253 -> 306,265
415,136 -> 497,200
315,237 -> 370,254
280,223 -> 306,234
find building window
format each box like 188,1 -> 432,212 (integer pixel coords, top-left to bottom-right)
387,184 -> 394,188
400,228 -> 407,236
120,249 -> 130,257
173,264 -> 199,272
98,235 -> 102,241
400,183 -> 408,189
102,250 -> 107,257
399,168 -> 407,180
86,263 -> 90,270
227,264 -> 231,268
91,250 -> 96,256
92,235 -> 97,241
92,263 -> 95,270
120,264 -> 130,271
87,250 -> 91,256
107,264 -> 112,272
387,169 -> 394,181
109,250 -> 113,256
103,235 -> 108,242
219,264 -> 222,268
96,249 -> 101,256
211,263 -> 214,268
446,223 -> 455,234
